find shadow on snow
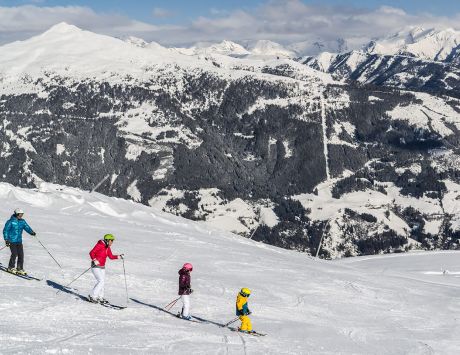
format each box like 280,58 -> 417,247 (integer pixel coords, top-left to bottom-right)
46,279 -> 88,301
130,297 -> 227,327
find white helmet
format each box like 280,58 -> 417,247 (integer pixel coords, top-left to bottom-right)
14,208 -> 24,215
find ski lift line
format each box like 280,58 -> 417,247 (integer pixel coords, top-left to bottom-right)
91,174 -> 111,193
248,207 -> 261,240
248,225 -> 259,240
315,219 -> 331,258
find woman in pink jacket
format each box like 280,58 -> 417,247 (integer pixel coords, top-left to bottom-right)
88,234 -> 123,304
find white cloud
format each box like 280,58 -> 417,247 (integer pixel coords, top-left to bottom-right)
1,2 -> 460,54
152,7 -> 174,19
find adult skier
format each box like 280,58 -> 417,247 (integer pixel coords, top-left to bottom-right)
236,288 -> 253,333
178,263 -> 193,320
3,208 -> 36,275
88,234 -> 123,304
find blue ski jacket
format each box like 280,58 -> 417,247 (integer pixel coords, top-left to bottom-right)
3,215 -> 34,243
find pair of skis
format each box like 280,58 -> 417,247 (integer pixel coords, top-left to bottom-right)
220,317 -> 266,337
173,312 -> 266,336
84,296 -> 126,310
0,264 -> 41,281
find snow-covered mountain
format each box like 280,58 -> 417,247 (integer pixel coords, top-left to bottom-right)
289,38 -> 349,57
175,39 -> 296,59
302,27 -> 460,94
246,40 -> 296,58
1,23 -> 460,258
0,182 -> 459,353
176,40 -> 251,57
364,27 -> 460,62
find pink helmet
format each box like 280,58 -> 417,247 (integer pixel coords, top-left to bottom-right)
182,263 -> 193,271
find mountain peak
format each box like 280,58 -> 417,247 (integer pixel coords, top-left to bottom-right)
364,26 -> 460,61
42,22 -> 83,35
249,40 -> 295,57
124,36 -> 148,48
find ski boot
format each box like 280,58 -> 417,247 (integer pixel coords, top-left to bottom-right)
16,269 -> 27,276
87,295 -> 99,303
182,315 -> 192,321
7,267 -> 17,274
98,298 -> 109,304
238,328 -> 252,334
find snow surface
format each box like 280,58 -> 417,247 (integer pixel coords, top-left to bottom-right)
0,183 -> 459,354
387,91 -> 460,137
365,26 -> 460,62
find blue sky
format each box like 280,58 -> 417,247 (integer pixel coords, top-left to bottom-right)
0,0 -> 460,49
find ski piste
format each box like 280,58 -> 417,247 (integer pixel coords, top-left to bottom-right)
0,264 -> 41,281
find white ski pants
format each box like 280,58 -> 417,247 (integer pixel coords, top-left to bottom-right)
90,267 -> 105,299
181,295 -> 191,317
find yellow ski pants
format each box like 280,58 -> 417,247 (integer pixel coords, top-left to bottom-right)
239,315 -> 252,331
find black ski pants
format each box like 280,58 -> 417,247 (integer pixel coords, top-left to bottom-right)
8,242 -> 24,270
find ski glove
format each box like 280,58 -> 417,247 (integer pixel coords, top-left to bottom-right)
119,254 -> 124,259
245,310 -> 252,316
188,288 -> 194,294
31,232 -> 36,236
5,241 -> 10,247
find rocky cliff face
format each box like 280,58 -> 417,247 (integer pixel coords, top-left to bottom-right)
1,24 -> 460,258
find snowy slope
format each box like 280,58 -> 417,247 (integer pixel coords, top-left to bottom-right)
0,183 -> 459,354
365,27 -> 460,62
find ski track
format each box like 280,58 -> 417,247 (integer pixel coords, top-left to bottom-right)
1,332 -> 83,354
222,334 -> 229,355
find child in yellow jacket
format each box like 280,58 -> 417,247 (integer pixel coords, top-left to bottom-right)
236,288 -> 252,332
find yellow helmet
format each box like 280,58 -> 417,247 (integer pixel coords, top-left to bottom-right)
240,288 -> 251,297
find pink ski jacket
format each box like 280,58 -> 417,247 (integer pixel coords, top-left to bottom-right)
89,240 -> 118,268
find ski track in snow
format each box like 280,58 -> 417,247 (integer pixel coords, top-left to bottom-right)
0,182 -> 459,354
320,94 -> 331,181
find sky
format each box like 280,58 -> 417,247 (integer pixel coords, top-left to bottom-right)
0,0 -> 460,52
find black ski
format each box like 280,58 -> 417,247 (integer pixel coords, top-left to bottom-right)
174,312 -> 204,323
0,265 -> 41,281
228,327 -> 267,336
101,303 -> 126,310
85,297 -> 126,310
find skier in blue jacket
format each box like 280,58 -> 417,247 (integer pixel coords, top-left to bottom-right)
3,208 -> 36,275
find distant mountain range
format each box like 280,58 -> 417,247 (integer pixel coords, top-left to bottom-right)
1,23 -> 460,258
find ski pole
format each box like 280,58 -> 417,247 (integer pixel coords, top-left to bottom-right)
35,236 -> 63,270
222,317 -> 240,327
165,297 -> 181,311
57,266 -> 92,294
0,245 -> 7,252
122,257 -> 129,306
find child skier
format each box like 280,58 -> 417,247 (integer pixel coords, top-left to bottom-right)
3,208 -> 36,275
178,263 -> 193,320
236,288 -> 253,333
88,234 -> 123,304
